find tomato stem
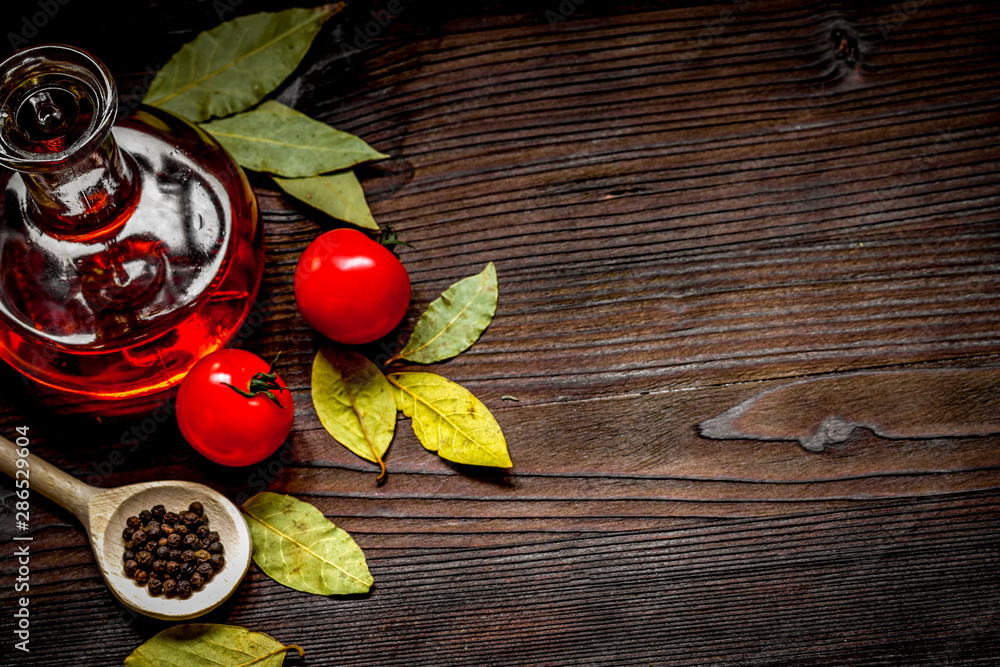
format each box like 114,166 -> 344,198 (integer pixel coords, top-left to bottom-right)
377,223 -> 413,251
224,352 -> 287,408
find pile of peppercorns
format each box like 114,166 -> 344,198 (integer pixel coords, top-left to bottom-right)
121,502 -> 225,599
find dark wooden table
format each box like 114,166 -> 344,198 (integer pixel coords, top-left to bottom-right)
3,1 -> 1000,664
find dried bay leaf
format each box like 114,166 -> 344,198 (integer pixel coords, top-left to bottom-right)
275,171 -> 378,230
242,492 -> 373,595
144,5 -> 340,122
396,263 -> 498,364
389,372 -> 512,468
124,623 -> 303,666
201,100 -> 388,177
312,347 -> 395,480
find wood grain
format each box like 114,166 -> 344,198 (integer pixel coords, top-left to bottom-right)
700,367 -> 1000,450
2,0 -> 1000,664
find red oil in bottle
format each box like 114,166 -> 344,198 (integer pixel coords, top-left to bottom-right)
0,46 -> 264,403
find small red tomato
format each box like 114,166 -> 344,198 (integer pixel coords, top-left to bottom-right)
176,349 -> 294,466
294,228 -> 410,344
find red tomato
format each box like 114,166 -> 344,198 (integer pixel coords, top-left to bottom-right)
294,229 -> 410,344
176,349 -> 294,466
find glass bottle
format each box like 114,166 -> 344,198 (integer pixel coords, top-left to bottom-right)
0,45 -> 264,403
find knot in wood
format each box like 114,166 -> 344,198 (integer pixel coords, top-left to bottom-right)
831,28 -> 860,67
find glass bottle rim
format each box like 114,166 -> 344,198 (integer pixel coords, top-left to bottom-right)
0,44 -> 117,173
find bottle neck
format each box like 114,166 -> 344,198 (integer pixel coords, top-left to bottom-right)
0,45 -> 132,239
22,131 -> 139,239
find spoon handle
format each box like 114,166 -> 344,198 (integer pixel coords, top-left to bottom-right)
0,434 -> 99,523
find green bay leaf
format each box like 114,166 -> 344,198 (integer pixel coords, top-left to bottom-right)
143,5 -> 340,122
242,492 -> 373,595
124,623 -> 303,667
201,100 -> 388,177
398,263 -> 498,364
312,347 -> 396,480
389,372 -> 512,468
275,171 -> 378,230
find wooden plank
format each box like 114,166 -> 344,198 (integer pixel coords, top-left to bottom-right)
5,493 -> 999,665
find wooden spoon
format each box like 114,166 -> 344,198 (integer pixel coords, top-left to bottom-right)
0,434 -> 252,621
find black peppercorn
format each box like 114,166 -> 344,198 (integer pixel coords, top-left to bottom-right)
135,551 -> 154,568
122,503 -> 223,598
209,553 -> 224,571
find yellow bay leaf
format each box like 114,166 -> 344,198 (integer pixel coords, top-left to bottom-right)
125,623 -> 303,666
242,492 -> 373,596
312,347 -> 395,481
389,372 -> 512,468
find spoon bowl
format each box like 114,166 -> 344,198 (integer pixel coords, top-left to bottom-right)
0,435 -> 251,620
